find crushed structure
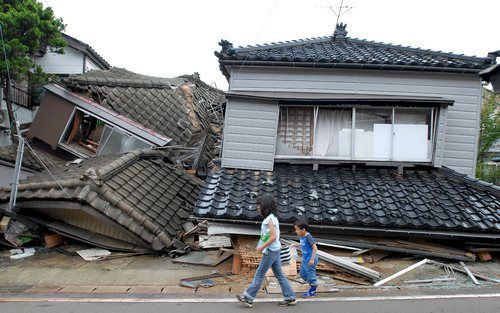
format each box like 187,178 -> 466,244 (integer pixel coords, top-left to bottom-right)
0,149 -> 200,252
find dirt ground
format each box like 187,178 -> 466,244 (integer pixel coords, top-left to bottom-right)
1,245 -> 499,296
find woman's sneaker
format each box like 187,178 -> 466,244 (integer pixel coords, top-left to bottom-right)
236,294 -> 253,308
302,285 -> 317,298
278,298 -> 297,306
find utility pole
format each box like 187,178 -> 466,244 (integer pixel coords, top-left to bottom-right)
0,24 -> 23,213
7,122 -> 23,213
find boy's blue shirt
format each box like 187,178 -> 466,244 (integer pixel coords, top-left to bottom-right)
299,232 -> 316,261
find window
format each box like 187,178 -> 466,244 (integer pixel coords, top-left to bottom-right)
97,125 -> 150,155
393,108 -> 434,161
276,107 -> 352,157
276,105 -> 437,163
354,108 -> 392,160
276,107 -> 314,156
59,109 -> 152,157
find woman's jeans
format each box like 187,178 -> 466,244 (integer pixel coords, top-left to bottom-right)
243,249 -> 295,302
300,256 -> 318,286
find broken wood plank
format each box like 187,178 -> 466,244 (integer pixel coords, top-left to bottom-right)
282,239 -> 380,281
295,235 -> 476,262
374,259 -> 429,286
43,234 -> 65,248
173,249 -> 233,266
317,242 -> 362,251
207,222 -> 259,236
460,262 -> 479,285
232,253 -> 242,275
403,278 -> 456,284
352,248 -> 372,256
427,260 -> 500,283
368,250 -> 389,263
0,216 -> 10,232
198,234 -> 232,249
477,251 -> 492,262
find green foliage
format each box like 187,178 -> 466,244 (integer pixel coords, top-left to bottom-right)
0,0 -> 65,83
476,161 -> 499,185
476,90 -> 500,184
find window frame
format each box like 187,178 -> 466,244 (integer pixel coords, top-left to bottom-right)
275,104 -> 438,163
58,107 -> 153,157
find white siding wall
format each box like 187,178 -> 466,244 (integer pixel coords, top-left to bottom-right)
225,67 -> 482,176
84,57 -> 101,72
221,98 -> 279,170
35,46 -> 84,75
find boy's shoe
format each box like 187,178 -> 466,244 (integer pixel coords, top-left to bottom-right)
278,298 -> 297,306
302,285 -> 317,298
236,294 -> 253,308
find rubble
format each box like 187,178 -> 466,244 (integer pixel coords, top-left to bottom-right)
9,247 -> 35,259
76,248 -> 111,261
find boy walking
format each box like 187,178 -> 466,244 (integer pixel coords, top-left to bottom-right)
293,220 -> 318,297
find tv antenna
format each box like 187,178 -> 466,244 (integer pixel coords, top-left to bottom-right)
318,0 -> 354,28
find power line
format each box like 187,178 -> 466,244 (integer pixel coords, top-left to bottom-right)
22,138 -> 73,199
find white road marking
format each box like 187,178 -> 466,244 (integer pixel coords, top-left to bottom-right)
0,293 -> 499,303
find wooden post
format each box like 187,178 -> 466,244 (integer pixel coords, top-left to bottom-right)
232,253 -> 242,275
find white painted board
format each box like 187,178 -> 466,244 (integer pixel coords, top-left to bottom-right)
393,124 -> 428,161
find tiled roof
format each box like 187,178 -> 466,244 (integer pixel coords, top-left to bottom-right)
194,164 -> 500,235
215,24 -> 495,77
62,68 -> 226,165
0,141 -> 69,171
0,149 -> 201,251
62,33 -> 111,70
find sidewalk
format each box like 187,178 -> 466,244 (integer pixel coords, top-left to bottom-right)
1,248 -> 499,298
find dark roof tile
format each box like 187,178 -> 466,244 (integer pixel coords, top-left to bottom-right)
216,27 -> 495,77
194,164 -> 500,234
0,149 -> 201,251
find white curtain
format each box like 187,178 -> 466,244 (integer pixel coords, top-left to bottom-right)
313,109 -> 351,156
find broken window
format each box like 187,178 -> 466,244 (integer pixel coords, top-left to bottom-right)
59,109 -> 151,157
61,110 -> 104,156
97,125 -> 150,156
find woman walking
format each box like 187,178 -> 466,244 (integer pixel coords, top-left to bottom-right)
237,194 -> 296,307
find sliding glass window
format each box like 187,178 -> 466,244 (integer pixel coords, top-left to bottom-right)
276,105 -> 436,163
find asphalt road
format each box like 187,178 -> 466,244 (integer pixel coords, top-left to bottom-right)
0,297 -> 499,313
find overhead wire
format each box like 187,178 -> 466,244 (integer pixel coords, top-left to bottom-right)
22,137 -> 74,199
236,0 -> 279,74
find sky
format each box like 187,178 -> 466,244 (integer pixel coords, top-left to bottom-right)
42,0 -> 500,90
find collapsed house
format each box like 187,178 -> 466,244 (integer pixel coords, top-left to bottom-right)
0,149 -> 200,251
0,68 -> 225,251
192,24 -> 500,271
27,67 -> 225,172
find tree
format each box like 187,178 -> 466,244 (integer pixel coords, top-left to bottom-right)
476,89 -> 500,184
0,0 -> 65,134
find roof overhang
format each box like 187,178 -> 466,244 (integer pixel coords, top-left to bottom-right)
45,84 -> 172,147
192,217 -> 500,240
62,33 -> 111,70
227,91 -> 454,106
480,64 -> 500,93
219,60 -> 484,79
480,63 -> 500,81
